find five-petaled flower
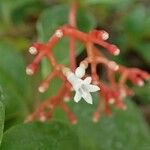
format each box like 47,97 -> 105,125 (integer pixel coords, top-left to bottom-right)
64,67 -> 100,104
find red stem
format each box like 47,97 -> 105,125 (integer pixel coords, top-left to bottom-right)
69,1 -> 77,71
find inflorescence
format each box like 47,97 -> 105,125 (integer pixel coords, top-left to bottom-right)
26,2 -> 150,124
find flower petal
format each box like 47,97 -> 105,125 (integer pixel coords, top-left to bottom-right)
84,77 -> 92,84
74,91 -> 82,103
82,92 -> 93,104
75,67 -> 85,78
86,84 -> 100,92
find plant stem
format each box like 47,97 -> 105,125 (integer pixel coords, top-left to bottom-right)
69,1 -> 77,71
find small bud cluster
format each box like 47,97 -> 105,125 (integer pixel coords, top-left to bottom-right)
25,2 -> 150,123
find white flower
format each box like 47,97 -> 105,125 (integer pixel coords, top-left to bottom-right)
66,71 -> 100,104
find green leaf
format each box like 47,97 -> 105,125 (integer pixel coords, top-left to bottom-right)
11,1 -> 45,25
0,0 -> 43,24
145,16 -> 150,36
83,0 -> 131,5
135,43 -> 150,65
134,83 -> 150,104
0,42 -> 31,130
0,101 -> 5,145
122,5 -> 149,44
1,121 -> 80,150
54,95 -> 150,150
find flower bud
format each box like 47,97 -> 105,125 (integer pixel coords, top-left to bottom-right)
55,29 -> 63,38
91,30 -> 109,40
93,111 -> 100,123
108,45 -> 120,55
75,66 -> 85,78
108,98 -> 115,104
29,47 -> 38,55
137,80 -> 144,87
101,30 -> 109,40
108,61 -> 119,71
26,64 -> 37,75
38,82 -> 49,93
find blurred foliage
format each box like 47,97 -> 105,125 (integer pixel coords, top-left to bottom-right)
0,0 -> 150,149
54,97 -> 150,150
1,121 -> 81,150
0,42 -> 33,130
0,101 -> 5,145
